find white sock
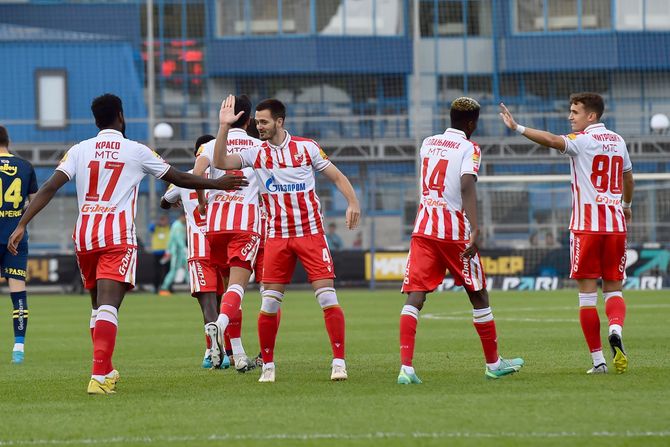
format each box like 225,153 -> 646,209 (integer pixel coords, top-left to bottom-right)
609,324 -> 622,337
401,365 -> 415,375
13,343 -> 24,352
216,313 -> 230,332
105,371 -> 117,378
487,358 -> 502,370
332,358 -> 345,368
591,350 -> 606,366
91,374 -> 106,384
204,348 -> 210,358
230,338 -> 245,356
263,361 -> 275,370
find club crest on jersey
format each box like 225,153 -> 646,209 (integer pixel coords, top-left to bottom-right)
294,151 -> 304,164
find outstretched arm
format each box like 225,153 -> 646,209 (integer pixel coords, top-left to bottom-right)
460,174 -> 480,259
8,171 -> 69,254
499,103 -> 566,151
213,95 -> 244,170
192,154 -> 211,213
321,164 -> 361,230
161,166 -> 247,191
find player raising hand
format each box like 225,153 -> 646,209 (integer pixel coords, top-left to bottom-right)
8,94 -> 247,395
500,93 -> 634,374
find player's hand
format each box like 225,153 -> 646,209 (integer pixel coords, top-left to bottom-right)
219,95 -> 244,127
461,228 -> 480,260
215,172 -> 248,191
623,208 -> 632,224
7,225 -> 25,256
499,103 -> 518,131
198,203 -> 207,216
345,201 -> 361,230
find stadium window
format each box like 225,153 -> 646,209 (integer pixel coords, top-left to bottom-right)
517,0 -> 610,32
420,0 -> 492,37
35,69 -> 67,130
644,0 -> 670,30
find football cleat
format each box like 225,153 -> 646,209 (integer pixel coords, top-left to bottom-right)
258,365 -> 275,383
397,369 -> 422,385
485,357 -> 524,379
587,363 -> 608,374
608,333 -> 628,374
234,355 -> 256,373
204,323 -> 223,369
11,350 -> 24,364
202,355 -> 213,369
107,369 -> 120,385
254,353 -> 264,368
87,378 -> 116,395
331,364 -> 348,381
220,354 -> 231,369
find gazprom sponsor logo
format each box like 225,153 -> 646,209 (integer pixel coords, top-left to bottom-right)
265,175 -> 306,193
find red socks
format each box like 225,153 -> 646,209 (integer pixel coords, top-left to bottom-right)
604,293 -> 626,328
579,307 -> 602,352
399,305 -> 419,366
473,320 -> 499,364
258,312 -> 278,363
323,306 -> 346,359
92,305 -> 118,376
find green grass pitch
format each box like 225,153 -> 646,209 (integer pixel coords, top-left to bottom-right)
1,288 -> 669,446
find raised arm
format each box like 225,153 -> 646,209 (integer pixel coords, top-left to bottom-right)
321,164 -> 361,230
8,170 -> 70,254
460,174 -> 480,259
622,170 -> 635,223
499,103 -> 566,151
213,95 -> 244,170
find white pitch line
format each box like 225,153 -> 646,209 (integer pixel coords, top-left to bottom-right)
422,313 -> 576,323
1,431 -> 670,445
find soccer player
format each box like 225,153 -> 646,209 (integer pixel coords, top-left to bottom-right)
398,97 -> 524,385
158,214 -> 187,296
161,134 -> 233,369
192,95 -> 262,372
7,94 -> 248,394
499,93 -> 634,374
0,125 -> 38,364
213,95 -> 361,383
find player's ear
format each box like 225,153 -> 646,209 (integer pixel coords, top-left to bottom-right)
277,117 -> 284,128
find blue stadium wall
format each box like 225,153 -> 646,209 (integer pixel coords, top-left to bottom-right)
0,41 -> 147,143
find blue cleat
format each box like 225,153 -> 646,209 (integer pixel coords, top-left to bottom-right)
202,355 -> 213,369
397,368 -> 422,384
220,354 -> 231,369
11,350 -> 24,364
485,357 -> 524,379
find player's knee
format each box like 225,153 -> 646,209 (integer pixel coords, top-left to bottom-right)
260,289 -> 283,314
578,292 -> 598,307
315,287 -> 338,309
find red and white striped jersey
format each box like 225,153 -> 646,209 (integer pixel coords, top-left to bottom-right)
412,128 -> 481,241
162,169 -> 210,260
561,123 -> 632,233
197,128 -> 262,235
236,131 -> 331,239
57,129 -> 170,252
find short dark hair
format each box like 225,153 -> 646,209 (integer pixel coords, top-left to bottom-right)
246,118 -> 260,139
0,125 -> 9,148
232,95 -> 252,129
570,92 -> 604,120
91,94 -> 123,128
256,99 -> 286,121
449,97 -> 480,128
194,134 -> 215,156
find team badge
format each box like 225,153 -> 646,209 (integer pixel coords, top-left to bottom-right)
294,151 -> 304,164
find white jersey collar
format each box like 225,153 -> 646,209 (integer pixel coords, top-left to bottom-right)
97,129 -> 123,137
444,128 -> 466,138
584,123 -> 605,133
267,130 -> 291,151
